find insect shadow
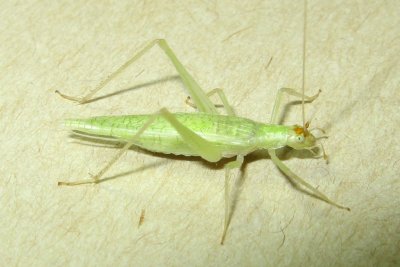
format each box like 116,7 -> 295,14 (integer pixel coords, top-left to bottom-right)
79,75 -> 180,104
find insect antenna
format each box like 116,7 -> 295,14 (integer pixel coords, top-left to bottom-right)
302,0 -> 308,134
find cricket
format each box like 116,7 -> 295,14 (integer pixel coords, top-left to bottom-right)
56,0 -> 350,244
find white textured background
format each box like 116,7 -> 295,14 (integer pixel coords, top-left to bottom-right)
1,0 -> 399,266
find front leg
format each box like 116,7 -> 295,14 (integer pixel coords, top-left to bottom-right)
270,87 -> 321,124
268,149 -> 350,211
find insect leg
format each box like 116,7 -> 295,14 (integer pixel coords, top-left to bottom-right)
186,88 -> 235,116
55,40 -> 160,104
58,108 -> 222,186
268,149 -> 350,211
56,39 -> 218,115
158,108 -> 222,162
220,155 -> 244,245
58,113 -> 161,186
270,88 -> 321,124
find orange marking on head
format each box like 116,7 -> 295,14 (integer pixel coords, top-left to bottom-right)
294,126 -> 304,135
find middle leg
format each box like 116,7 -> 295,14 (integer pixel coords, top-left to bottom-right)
220,154 -> 244,245
185,87 -> 236,116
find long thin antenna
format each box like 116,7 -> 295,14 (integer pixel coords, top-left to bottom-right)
302,0 -> 307,130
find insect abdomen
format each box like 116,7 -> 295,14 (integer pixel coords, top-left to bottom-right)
64,113 -> 264,157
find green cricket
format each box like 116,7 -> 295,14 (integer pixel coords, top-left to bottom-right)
56,1 -> 349,244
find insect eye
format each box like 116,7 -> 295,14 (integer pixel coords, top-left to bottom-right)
297,135 -> 304,142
